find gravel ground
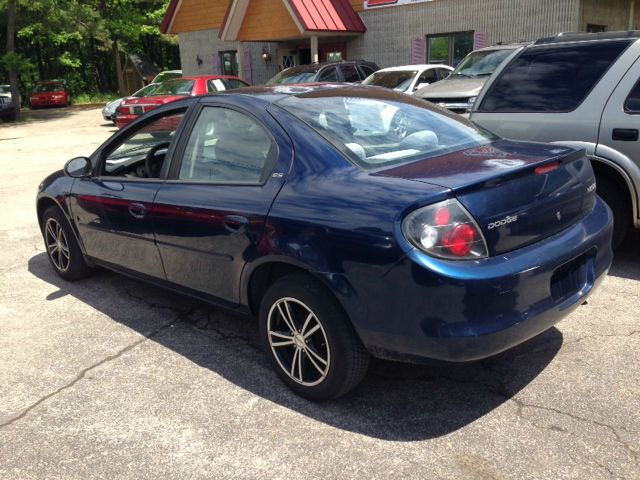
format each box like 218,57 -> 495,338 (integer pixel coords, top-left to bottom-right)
0,107 -> 638,480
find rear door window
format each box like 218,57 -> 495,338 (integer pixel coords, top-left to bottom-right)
178,107 -> 276,184
624,78 -> 640,113
339,65 -> 361,82
478,40 -> 630,113
318,67 -> 339,82
358,65 -> 376,78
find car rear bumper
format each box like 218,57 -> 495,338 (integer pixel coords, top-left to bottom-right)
31,98 -> 67,107
115,114 -> 139,129
340,197 -> 613,363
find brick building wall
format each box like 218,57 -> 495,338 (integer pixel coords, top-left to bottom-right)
348,0 -> 581,68
178,30 -> 279,85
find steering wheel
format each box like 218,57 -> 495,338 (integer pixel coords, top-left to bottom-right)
145,141 -> 171,178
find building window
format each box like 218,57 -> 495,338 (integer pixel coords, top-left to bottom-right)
427,31 -> 474,67
327,52 -> 343,63
220,51 -> 238,76
586,24 -> 607,33
282,55 -> 296,69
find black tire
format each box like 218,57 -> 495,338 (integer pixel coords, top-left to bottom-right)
597,176 -> 630,249
42,206 -> 92,281
259,273 -> 370,401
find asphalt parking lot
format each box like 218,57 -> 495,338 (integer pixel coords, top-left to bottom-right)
0,107 -> 639,479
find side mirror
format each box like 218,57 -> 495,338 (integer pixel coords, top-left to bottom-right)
414,82 -> 430,91
64,156 -> 92,178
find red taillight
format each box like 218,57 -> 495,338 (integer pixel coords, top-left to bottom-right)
444,224 -> 477,257
535,162 -> 560,175
402,199 -> 489,260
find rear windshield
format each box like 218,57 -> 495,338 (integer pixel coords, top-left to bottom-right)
34,83 -> 64,92
277,91 -> 493,170
362,71 -> 418,91
478,40 -> 630,113
152,79 -> 195,96
267,67 -> 320,85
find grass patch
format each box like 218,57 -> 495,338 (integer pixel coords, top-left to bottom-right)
73,92 -> 120,105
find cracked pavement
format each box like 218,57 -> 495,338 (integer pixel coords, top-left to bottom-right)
0,107 -> 639,479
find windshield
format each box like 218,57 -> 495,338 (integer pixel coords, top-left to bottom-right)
267,67 -> 320,85
153,71 -> 182,83
0,86 -> 9,94
277,91 -> 493,170
133,83 -> 161,97
151,79 -> 194,96
451,48 -> 515,78
362,71 -> 418,92
34,83 -> 64,93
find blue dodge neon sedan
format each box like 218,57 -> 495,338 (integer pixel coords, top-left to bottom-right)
37,85 -> 613,400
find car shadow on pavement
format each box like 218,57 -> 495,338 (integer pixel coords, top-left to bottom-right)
608,230 -> 640,281
28,252 -> 563,441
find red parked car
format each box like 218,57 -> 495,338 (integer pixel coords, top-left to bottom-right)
115,75 -> 249,129
30,81 -> 71,108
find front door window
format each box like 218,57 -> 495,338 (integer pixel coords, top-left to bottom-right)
104,111 -> 185,178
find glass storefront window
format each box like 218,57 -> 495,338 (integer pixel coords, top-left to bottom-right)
428,36 -> 450,64
427,32 -> 474,67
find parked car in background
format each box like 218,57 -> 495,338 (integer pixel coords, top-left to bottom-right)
471,31 -> 640,248
37,84 -> 612,400
362,64 -> 453,94
414,44 -> 523,115
102,83 -> 161,123
0,84 -> 19,121
30,81 -> 71,108
115,74 -> 249,129
151,70 -> 182,84
266,60 -> 379,85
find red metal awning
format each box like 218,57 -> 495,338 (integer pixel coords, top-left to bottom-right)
286,0 -> 366,33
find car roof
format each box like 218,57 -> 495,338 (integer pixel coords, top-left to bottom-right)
472,42 -> 530,53
177,75 -> 243,81
375,64 -> 452,72
534,30 -> 640,45
207,83 -> 424,103
280,60 -> 377,73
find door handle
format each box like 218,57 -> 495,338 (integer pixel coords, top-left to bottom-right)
128,202 -> 146,219
612,128 -> 639,141
223,215 -> 249,233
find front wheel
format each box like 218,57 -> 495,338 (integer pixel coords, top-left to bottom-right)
259,274 -> 370,401
42,206 -> 92,280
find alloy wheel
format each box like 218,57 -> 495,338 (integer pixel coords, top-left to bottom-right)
44,218 -> 70,272
267,297 -> 331,386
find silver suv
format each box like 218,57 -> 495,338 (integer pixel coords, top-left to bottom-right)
414,44 -> 522,115
471,31 -> 640,247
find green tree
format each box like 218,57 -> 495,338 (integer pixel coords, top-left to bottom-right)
0,0 -> 179,103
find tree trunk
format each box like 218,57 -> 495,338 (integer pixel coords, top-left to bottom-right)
113,40 -> 125,95
6,0 -> 20,120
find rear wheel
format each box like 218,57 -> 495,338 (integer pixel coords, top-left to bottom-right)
42,206 -> 92,280
597,176 -> 630,249
259,274 -> 369,401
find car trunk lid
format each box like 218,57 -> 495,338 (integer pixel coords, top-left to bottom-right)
375,140 -> 597,255
120,95 -> 185,115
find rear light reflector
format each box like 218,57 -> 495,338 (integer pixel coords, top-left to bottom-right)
402,199 -> 488,260
535,162 -> 560,175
